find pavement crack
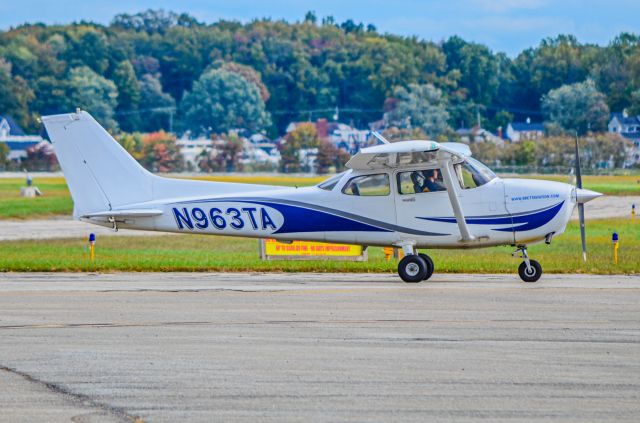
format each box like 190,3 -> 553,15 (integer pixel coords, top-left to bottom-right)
0,365 -> 143,423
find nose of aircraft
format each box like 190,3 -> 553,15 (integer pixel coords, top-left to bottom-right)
575,188 -> 603,204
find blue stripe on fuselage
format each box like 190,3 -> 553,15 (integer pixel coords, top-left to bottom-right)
250,201 -> 391,234
417,201 -> 564,232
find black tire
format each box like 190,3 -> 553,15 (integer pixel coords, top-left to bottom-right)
418,253 -> 435,280
398,255 -> 428,283
518,260 -> 542,283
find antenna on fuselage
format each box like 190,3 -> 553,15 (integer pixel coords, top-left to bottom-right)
371,131 -> 390,144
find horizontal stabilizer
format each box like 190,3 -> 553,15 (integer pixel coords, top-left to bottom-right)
82,209 -> 164,218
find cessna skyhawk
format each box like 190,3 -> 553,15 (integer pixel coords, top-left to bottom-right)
42,111 -> 601,282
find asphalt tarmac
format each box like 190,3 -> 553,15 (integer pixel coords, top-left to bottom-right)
0,272 -> 639,423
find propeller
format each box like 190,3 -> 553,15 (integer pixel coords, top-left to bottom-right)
573,134 -> 602,262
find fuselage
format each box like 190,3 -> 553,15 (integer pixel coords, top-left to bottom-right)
85,169 -> 577,249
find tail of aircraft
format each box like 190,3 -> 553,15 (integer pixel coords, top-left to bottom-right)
43,111 -> 279,219
42,112 -> 154,218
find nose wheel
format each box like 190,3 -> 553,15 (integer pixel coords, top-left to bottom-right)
398,252 -> 434,283
514,246 -> 542,282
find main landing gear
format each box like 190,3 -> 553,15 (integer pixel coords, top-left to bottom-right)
513,245 -> 542,283
398,251 -> 434,283
396,245 -> 542,284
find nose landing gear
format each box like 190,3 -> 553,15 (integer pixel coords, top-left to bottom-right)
514,245 -> 542,282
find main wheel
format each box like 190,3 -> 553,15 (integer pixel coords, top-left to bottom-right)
398,255 -> 428,283
518,260 -> 542,283
418,253 -> 435,280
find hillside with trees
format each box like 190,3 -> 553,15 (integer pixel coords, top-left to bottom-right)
0,9 -> 638,139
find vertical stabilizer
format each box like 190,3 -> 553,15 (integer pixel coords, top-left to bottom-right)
42,111 -> 153,218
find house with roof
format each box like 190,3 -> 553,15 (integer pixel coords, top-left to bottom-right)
609,112 -> 640,137
506,119 -> 545,142
455,126 -> 504,145
0,115 -> 44,161
608,111 -> 640,165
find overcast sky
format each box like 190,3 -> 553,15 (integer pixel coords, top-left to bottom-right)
0,0 -> 638,56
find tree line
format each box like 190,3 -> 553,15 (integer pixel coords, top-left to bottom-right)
0,9 -> 639,140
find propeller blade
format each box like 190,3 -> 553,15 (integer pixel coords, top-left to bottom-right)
578,202 -> 587,262
575,134 -> 587,262
574,133 -> 583,189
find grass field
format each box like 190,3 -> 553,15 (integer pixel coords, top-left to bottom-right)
0,218 -> 637,274
1,173 -> 639,220
526,174 -> 640,196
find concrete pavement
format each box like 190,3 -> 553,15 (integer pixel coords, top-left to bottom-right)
0,272 -> 639,422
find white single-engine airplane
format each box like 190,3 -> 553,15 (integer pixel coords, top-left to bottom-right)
43,111 -> 602,283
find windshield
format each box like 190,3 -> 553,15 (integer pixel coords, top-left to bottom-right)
317,172 -> 346,191
455,157 -> 497,189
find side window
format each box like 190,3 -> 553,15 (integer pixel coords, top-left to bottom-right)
397,169 -> 447,194
342,174 -> 390,196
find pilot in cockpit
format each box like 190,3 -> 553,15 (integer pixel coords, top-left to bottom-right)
410,169 -> 446,193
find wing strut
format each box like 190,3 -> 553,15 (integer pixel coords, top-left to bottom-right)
439,157 -> 475,242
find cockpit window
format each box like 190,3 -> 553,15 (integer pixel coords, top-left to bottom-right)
317,172 -> 345,191
342,173 -> 390,196
455,157 -> 496,189
397,169 -> 447,194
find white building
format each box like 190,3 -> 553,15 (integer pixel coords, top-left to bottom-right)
329,125 -> 372,154
176,136 -> 213,168
608,112 -> 640,165
506,119 -> 545,142
241,138 -> 280,167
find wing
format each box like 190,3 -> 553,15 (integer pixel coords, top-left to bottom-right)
346,140 -> 471,170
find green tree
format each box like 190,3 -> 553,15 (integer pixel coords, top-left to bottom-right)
508,141 -> 537,166
138,74 -> 176,132
0,142 -> 9,169
218,62 -> 270,102
112,60 -> 141,131
512,35 -> 590,111
542,79 -> 610,135
385,83 -> 450,138
32,76 -> 73,116
488,110 -> 513,134
69,66 -> 119,129
443,36 -> 499,105
590,33 -> 640,113
279,122 -> 318,172
0,62 -> 35,129
629,89 -> 640,116
66,28 -> 110,74
180,69 -> 271,134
